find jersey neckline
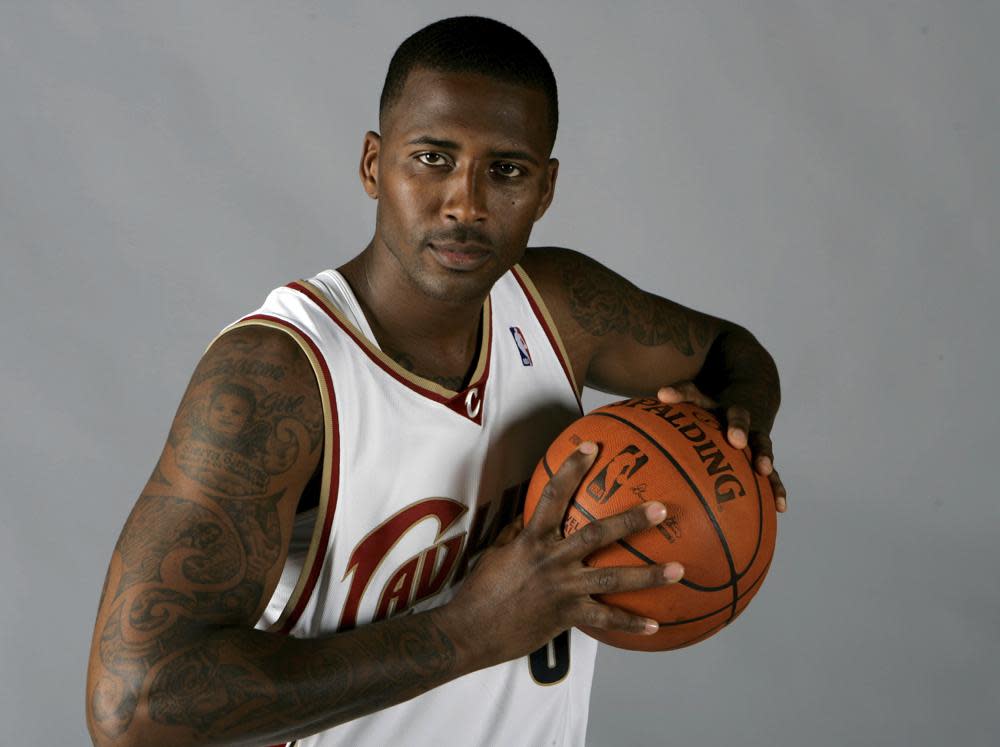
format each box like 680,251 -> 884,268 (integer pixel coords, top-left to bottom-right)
286,274 -> 494,424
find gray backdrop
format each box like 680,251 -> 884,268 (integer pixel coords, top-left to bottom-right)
2,1 -> 997,745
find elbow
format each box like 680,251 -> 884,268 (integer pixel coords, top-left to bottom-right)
86,665 -> 156,747
86,691 -> 137,747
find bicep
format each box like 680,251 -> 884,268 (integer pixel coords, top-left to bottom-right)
521,247 -> 722,397
87,324 -> 324,741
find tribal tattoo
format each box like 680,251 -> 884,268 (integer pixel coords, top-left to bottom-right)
558,251 -> 712,355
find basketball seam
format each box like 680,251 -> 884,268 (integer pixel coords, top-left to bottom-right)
656,556 -> 772,627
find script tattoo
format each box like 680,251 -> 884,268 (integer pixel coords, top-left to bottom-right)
559,252 -> 711,355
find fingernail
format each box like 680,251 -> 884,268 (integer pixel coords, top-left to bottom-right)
645,502 -> 667,522
644,619 -> 659,634
664,563 -> 684,582
579,441 -> 596,455
729,428 -> 747,448
659,387 -> 677,400
777,497 -> 787,512
758,457 -> 773,474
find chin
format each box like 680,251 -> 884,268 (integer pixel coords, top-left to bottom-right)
415,268 -> 498,304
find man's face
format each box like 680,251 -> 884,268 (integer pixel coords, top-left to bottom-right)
363,68 -> 558,303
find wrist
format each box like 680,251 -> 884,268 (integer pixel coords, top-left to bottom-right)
430,598 -> 491,675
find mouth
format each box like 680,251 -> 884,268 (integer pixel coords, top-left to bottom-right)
428,242 -> 492,271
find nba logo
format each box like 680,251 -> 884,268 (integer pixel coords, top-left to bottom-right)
585,445 -> 648,503
509,326 -> 532,366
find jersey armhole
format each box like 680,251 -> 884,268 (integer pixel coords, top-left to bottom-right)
216,315 -> 341,634
510,264 -> 582,408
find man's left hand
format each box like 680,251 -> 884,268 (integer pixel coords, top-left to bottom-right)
657,382 -> 788,513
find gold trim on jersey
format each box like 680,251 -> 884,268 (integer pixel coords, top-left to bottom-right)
510,264 -> 581,396
293,278 -> 493,399
207,317 -> 337,633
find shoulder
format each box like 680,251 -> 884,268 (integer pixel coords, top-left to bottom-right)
518,246 -> 590,290
205,322 -> 313,369
518,246 -> 633,305
193,322 -> 323,406
517,246 -> 642,331
515,247 -> 611,385
516,246 -> 579,322
208,321 -> 311,359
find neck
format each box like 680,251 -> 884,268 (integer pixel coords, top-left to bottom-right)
338,239 -> 487,379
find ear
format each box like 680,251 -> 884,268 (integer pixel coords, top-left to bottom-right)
533,157 -> 559,221
359,131 -> 381,199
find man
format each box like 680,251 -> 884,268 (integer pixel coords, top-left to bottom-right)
86,16 -> 785,747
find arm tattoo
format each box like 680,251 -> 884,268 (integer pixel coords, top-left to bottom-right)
560,252 -> 711,355
90,328 -> 462,745
145,613 -> 456,737
148,456 -> 171,487
91,490 -> 283,738
167,345 -> 322,497
90,329 -> 319,741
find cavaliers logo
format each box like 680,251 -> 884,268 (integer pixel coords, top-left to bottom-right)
336,482 -> 526,631
338,499 -> 468,630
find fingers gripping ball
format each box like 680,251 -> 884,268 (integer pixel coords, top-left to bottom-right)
523,398 -> 777,652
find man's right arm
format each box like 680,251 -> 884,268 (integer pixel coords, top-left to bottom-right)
86,324 -> 479,747
86,325 -> 681,747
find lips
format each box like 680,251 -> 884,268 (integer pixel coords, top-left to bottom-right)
428,242 -> 492,271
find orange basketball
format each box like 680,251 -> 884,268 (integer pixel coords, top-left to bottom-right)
523,398 -> 777,651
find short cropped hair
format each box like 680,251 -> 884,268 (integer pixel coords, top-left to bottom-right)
379,16 -> 559,149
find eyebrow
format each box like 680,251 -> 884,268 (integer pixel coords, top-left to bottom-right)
405,135 -> 541,166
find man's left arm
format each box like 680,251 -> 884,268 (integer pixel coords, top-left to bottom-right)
521,247 -> 787,512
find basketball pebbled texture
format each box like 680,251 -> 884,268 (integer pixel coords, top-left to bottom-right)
523,398 -> 777,652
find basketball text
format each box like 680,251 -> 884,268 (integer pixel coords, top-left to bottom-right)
616,399 -> 747,510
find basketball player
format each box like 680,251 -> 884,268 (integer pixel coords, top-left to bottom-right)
86,16 -> 785,747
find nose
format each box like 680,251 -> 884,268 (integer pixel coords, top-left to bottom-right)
442,163 -> 487,223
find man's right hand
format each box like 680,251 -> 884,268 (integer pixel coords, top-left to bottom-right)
437,441 -> 685,671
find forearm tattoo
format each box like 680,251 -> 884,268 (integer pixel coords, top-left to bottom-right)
559,252 -> 711,355
143,613 -> 456,738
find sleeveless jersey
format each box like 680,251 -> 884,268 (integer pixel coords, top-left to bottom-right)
225,266 -> 599,746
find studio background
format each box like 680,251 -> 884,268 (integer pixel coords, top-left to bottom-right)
2,2 -> 997,745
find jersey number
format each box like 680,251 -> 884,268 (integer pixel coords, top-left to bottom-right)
528,630 -> 570,685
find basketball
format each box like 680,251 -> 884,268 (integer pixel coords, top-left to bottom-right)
523,397 -> 777,651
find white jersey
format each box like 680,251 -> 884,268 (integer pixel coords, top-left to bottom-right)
227,265 -> 599,746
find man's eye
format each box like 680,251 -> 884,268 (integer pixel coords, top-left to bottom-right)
493,162 -> 523,177
416,153 -> 447,166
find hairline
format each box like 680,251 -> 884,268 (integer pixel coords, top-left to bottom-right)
379,65 -> 557,150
